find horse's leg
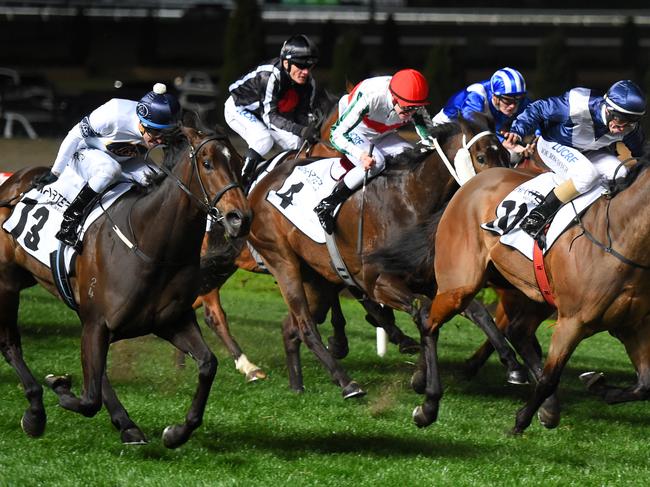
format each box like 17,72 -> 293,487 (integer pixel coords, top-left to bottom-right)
46,320 -> 109,417
201,287 -> 266,382
462,298 -> 528,385
282,313 -> 304,392
360,300 -> 420,354
327,297 -> 349,360
155,312 -> 218,449
101,371 -> 147,444
512,317 -> 587,435
0,288 -> 47,437
581,320 -> 650,404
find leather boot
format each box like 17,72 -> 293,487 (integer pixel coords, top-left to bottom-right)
314,180 -> 353,234
520,190 -> 562,238
241,148 -> 263,193
56,184 -> 99,252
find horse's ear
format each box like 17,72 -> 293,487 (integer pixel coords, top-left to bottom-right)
181,110 -> 201,130
345,79 -> 355,94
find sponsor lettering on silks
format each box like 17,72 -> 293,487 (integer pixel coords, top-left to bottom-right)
551,143 -> 580,163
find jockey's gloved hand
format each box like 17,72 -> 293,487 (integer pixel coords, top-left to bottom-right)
420,135 -> 435,147
33,170 -> 58,191
300,125 -> 320,145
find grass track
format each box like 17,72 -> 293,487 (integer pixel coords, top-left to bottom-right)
0,271 -> 647,486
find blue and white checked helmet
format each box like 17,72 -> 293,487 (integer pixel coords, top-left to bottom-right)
490,68 -> 527,97
604,80 -> 646,122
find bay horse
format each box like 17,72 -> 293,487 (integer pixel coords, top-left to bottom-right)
412,156 -> 650,433
0,124 -> 250,447
246,117 -> 525,400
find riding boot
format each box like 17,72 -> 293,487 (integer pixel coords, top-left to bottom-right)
314,179 -> 354,234
241,148 -> 263,193
55,184 -> 99,252
519,190 -> 562,239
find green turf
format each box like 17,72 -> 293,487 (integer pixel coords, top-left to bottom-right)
0,271 -> 645,486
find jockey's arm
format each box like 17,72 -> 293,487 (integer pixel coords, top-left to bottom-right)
51,123 -> 84,176
330,92 -> 371,163
412,108 -> 435,141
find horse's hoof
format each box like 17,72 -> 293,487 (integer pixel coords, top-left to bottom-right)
162,424 -> 189,449
44,374 -> 72,391
342,381 -> 366,399
290,385 -> 305,394
121,427 -> 148,445
537,408 -> 560,429
410,370 -> 426,395
506,368 -> 529,385
245,368 -> 267,382
327,336 -> 349,360
412,403 -> 437,428
398,336 -> 420,355
21,409 -> 46,437
579,371 -> 605,390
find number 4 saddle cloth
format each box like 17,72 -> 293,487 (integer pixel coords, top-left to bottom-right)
481,172 -> 605,259
2,161 -> 158,271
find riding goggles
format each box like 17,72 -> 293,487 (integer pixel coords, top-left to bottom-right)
496,95 -> 524,106
291,59 -> 317,70
607,108 -> 642,124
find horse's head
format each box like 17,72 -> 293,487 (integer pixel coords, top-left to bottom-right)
455,114 -> 510,176
163,122 -> 251,238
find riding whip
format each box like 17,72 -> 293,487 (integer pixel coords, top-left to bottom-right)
356,144 -> 373,255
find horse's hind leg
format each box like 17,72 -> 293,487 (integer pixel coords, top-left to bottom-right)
0,288 -> 46,437
156,312 -> 218,449
462,299 -> 527,385
327,298 -> 349,360
101,372 -> 147,445
200,287 -> 266,382
283,313 -> 305,392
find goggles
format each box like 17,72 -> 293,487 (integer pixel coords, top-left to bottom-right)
291,59 -> 317,70
607,108 -> 642,125
397,103 -> 419,114
496,95 -> 524,107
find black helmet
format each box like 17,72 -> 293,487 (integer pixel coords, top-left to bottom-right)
280,34 -> 318,67
136,83 -> 181,130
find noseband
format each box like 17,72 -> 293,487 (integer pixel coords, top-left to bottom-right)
431,130 -> 493,186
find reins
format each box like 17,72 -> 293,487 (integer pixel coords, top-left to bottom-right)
571,159 -> 650,270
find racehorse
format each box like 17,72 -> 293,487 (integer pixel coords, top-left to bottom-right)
246,117 -> 525,400
0,122 -> 250,447
411,156 -> 650,433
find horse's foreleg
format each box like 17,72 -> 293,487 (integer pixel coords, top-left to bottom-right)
327,298 -> 349,360
462,299 -> 527,385
101,372 -> 147,444
201,288 -> 266,382
282,313 -> 304,392
47,321 -> 108,418
361,300 -> 419,355
512,317 -> 586,435
156,312 -> 218,449
0,290 -> 46,437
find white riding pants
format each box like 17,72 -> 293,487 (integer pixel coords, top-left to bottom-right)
537,136 -> 627,194
224,96 -> 301,157
69,149 -> 122,193
341,131 -> 413,190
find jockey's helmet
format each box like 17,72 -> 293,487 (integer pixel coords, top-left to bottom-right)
280,35 -> 319,68
389,69 -> 429,107
604,80 -> 646,123
490,68 -> 527,97
136,83 -> 181,130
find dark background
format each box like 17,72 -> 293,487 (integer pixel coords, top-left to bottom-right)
1,0 -> 649,137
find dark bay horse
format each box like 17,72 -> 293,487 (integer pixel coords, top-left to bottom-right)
0,125 -> 250,447
246,118 -> 524,400
413,158 -> 650,433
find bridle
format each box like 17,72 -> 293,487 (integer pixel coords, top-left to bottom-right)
430,129 -> 494,185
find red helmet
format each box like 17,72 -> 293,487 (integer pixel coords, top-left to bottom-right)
389,69 -> 429,107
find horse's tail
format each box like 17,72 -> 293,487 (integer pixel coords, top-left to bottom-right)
367,204 -> 446,282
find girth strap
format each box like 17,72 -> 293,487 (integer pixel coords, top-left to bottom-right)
533,238 -> 556,308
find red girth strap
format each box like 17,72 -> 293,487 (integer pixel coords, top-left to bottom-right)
533,237 -> 556,308
348,82 -> 404,133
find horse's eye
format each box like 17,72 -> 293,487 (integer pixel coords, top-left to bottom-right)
477,155 -> 486,165
202,158 -> 212,169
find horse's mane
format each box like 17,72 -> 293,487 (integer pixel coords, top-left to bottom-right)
312,87 -> 340,129
608,152 -> 650,196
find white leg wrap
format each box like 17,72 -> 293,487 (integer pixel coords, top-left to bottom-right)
235,354 -> 258,375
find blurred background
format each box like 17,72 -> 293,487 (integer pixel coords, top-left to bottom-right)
1,0 -> 649,145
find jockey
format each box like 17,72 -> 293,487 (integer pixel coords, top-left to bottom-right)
503,79 -> 646,239
40,83 -> 180,251
432,67 -> 533,162
224,34 -> 319,188
314,68 -> 435,234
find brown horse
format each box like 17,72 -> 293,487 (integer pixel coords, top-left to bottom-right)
413,157 -> 650,433
245,117 -> 524,400
0,124 -> 251,447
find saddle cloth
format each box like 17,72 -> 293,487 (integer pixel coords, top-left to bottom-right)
2,160 -> 159,272
266,157 -> 348,244
481,172 -> 605,260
